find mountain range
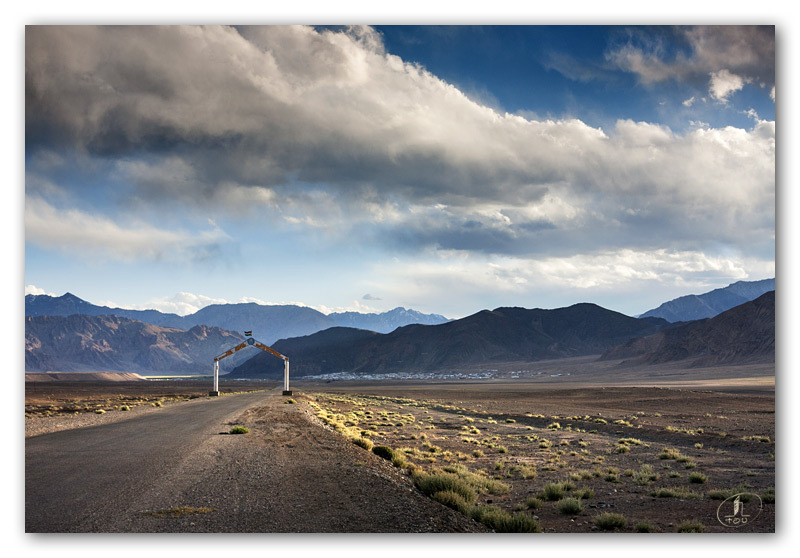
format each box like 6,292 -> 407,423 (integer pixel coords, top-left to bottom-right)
601,291 -> 774,367
229,303 -> 672,379
638,278 -> 775,322
24,284 -> 775,377
25,293 -> 450,344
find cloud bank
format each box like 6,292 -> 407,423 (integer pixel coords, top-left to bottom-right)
25,25 -> 774,312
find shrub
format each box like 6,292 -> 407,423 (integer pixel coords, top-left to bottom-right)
635,520 -> 656,532
557,497 -> 583,515
707,487 -> 754,502
595,512 -> 626,531
524,497 -> 543,510
650,487 -> 701,499
372,445 -> 397,461
688,472 -> 707,484
659,447 -> 681,460
676,520 -> 705,533
94,409 -> 106,414
413,471 -> 477,504
762,487 -> 775,504
633,464 -> 658,486
574,487 -> 594,500
542,482 -> 567,501
229,426 -> 249,434
120,405 -> 130,411
284,398 -> 296,404
432,490 -> 470,514
470,506 -> 542,533
353,437 -> 373,451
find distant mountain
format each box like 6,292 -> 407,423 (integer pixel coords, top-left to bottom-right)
639,278 -> 775,322
25,293 -> 187,328
329,307 -> 449,333
25,315 -> 247,374
24,293 -> 450,344
602,291 -> 774,367
230,303 -> 670,378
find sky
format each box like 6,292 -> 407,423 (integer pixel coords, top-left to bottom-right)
23,24 -> 776,319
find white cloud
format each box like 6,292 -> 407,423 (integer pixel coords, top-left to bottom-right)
25,196 -> 232,263
366,249 -> 775,317
682,96 -> 696,107
25,284 -> 55,296
709,69 -> 750,102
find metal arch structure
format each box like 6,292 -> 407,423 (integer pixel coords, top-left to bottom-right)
210,337 -> 291,396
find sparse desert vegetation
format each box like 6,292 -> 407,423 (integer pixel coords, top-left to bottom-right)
300,382 -> 774,532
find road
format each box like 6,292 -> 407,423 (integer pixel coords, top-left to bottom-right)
25,390 -> 479,533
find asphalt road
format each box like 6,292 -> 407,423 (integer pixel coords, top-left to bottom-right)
25,390 -> 271,532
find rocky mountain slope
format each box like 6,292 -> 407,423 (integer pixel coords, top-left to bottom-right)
230,303 -> 671,378
602,291 -> 774,367
25,315 -> 247,374
639,278 -> 775,322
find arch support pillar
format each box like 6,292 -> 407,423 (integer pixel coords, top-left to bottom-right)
282,359 -> 292,396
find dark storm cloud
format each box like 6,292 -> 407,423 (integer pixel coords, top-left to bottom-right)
606,25 -> 775,87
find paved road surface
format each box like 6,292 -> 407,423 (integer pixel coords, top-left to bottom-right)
26,390 -> 479,533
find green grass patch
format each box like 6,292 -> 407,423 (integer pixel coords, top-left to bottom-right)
229,426 -> 249,434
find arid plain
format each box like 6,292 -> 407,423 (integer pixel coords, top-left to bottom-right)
25,356 -> 775,533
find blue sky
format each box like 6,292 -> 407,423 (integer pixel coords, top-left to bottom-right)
24,24 -> 775,319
